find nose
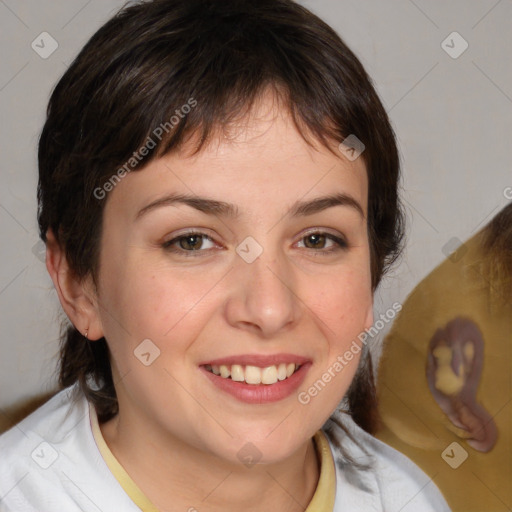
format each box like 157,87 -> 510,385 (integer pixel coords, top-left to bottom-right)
224,242 -> 300,338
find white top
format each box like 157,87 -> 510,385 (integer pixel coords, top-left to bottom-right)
0,384 -> 451,511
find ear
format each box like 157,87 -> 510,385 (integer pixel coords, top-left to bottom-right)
45,229 -> 104,341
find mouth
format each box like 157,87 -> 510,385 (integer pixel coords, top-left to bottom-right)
198,353 -> 312,403
200,359 -> 312,404
203,363 -> 302,385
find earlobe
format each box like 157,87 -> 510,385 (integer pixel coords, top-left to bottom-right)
45,230 -> 104,340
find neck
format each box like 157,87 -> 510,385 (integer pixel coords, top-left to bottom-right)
100,411 -> 320,512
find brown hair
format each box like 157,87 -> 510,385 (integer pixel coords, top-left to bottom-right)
38,0 -> 404,433
481,202 -> 512,304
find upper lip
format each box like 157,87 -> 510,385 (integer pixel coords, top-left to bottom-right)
199,353 -> 311,367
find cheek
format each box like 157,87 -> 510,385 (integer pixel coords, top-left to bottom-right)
307,266 -> 372,334
302,264 -> 372,399
98,257 -> 222,351
298,274 -> 370,414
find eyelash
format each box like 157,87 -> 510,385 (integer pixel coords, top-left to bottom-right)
161,230 -> 348,258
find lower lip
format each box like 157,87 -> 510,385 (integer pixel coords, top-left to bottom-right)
200,363 -> 311,404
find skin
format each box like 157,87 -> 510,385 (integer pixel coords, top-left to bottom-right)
46,92 -> 373,512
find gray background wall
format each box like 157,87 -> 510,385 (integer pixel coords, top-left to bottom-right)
1,0 -> 511,408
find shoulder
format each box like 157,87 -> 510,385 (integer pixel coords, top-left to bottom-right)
0,385 -> 84,469
322,412 -> 452,512
363,433 -> 451,511
0,385 -> 83,509
0,385 -> 134,512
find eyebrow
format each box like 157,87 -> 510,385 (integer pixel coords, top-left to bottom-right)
135,192 -> 365,220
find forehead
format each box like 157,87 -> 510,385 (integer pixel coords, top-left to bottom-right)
105,95 -> 368,219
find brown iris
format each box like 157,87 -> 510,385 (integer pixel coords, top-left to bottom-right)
303,233 -> 327,249
179,235 -> 204,251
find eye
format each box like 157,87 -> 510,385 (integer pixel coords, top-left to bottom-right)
296,232 -> 348,254
162,231 -> 218,256
162,230 -> 348,258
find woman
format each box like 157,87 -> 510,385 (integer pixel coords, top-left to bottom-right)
0,1 -> 451,510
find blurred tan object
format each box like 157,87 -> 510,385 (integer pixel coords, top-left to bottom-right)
377,204 -> 512,512
0,392 -> 56,434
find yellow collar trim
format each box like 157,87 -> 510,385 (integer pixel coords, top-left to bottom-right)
306,429 -> 336,511
90,403 -> 335,511
89,402 -> 160,511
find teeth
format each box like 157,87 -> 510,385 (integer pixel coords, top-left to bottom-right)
244,365 -> 262,384
231,364 -> 244,382
277,363 -> 287,381
206,363 -> 300,385
261,366 -> 278,384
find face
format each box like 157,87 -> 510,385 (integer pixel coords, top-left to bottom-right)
90,96 -> 373,466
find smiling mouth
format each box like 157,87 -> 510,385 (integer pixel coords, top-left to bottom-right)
203,363 -> 301,385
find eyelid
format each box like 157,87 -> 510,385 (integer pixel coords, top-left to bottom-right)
299,227 -> 347,243
163,227 -> 215,241
162,229 -> 220,250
